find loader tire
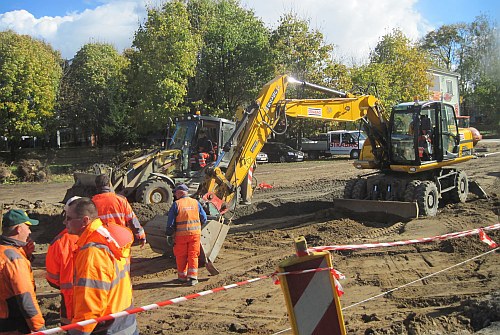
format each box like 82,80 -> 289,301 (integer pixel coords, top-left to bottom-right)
415,181 -> 438,217
351,179 -> 367,200
136,180 -> 173,205
403,180 -> 421,202
449,170 -> 468,203
343,179 -> 358,199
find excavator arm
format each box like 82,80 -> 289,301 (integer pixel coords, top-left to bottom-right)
199,75 -> 390,213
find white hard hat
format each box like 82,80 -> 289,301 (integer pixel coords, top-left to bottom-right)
64,196 -> 82,212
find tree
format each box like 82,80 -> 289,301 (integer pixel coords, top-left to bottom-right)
353,29 -> 432,112
61,43 -> 128,146
126,0 -> 199,136
459,16 -> 499,132
419,23 -> 467,71
269,12 -> 351,139
186,0 -> 274,118
0,30 -> 62,160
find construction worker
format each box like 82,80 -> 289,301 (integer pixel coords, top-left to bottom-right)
0,209 -> 45,334
92,174 -> 146,247
166,183 -> 207,286
196,129 -> 215,168
66,197 -> 138,335
45,196 -> 81,325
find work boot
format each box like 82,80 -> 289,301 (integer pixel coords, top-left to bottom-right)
186,278 -> 198,286
174,278 -> 187,284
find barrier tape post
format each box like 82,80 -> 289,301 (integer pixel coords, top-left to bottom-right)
278,236 -> 346,335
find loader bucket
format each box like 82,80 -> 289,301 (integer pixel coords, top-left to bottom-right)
73,172 -> 100,187
144,215 -> 229,263
62,172 -> 100,204
333,198 -> 419,221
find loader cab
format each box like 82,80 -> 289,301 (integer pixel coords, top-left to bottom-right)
170,115 -> 235,175
389,101 -> 460,166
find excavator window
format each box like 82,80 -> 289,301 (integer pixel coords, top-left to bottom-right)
390,110 -> 416,163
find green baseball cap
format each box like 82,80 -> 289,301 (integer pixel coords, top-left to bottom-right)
2,209 -> 39,228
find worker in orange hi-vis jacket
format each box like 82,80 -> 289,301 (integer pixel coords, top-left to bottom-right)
0,209 -> 45,334
66,197 -> 138,335
45,196 -> 80,325
92,174 -> 146,247
166,183 -> 207,286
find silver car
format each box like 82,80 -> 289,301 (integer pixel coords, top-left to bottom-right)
256,152 -> 268,163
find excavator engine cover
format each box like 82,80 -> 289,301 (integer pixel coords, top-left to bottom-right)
144,215 -> 229,263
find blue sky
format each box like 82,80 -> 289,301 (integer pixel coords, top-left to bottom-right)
0,0 -> 498,62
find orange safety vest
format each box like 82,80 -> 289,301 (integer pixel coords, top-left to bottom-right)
45,228 -> 79,324
174,197 -> 202,236
0,236 -> 45,333
92,192 -> 145,240
70,219 -> 136,335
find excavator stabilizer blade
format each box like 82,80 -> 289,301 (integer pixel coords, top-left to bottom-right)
333,198 -> 419,221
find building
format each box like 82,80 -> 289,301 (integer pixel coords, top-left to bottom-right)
427,68 -> 460,115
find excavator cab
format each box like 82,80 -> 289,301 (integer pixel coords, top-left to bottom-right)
389,101 -> 462,166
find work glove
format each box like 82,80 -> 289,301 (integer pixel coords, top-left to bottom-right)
166,236 -> 174,247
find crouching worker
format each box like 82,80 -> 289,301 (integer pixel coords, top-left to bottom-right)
166,183 -> 207,286
0,209 -> 45,334
65,198 -> 138,335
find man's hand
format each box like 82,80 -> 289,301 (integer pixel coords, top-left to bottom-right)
166,236 -> 174,247
23,239 -> 35,260
135,232 -> 147,248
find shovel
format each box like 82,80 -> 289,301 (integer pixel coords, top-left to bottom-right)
200,243 -> 220,276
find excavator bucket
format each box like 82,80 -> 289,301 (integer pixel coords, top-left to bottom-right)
333,198 -> 419,221
144,215 -> 230,264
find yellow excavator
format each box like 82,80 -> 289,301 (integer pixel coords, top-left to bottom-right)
146,75 -> 476,261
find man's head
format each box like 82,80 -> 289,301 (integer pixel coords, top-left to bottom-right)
174,183 -> 189,199
95,174 -> 111,191
64,197 -> 98,236
1,209 -> 39,242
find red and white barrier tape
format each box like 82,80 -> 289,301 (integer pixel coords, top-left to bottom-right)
308,223 -> 500,253
32,266 -> 343,335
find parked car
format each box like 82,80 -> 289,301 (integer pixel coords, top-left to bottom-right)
261,142 -> 304,163
256,151 -> 268,163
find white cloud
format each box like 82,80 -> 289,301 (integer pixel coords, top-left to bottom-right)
0,1 -> 147,59
0,0 -> 434,63
243,0 -> 434,64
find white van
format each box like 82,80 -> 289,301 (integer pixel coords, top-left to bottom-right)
301,130 -> 366,159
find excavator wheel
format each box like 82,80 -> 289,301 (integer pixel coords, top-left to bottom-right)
403,180 -> 421,202
449,170 -> 468,203
351,179 -> 367,200
415,181 -> 439,217
136,180 -> 173,205
343,179 -> 358,199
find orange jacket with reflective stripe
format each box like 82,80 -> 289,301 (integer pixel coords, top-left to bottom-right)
174,197 -> 202,236
92,190 -> 145,239
69,219 -> 137,335
0,236 -> 45,333
45,228 -> 78,324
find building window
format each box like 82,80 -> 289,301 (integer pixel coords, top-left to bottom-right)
446,80 -> 453,94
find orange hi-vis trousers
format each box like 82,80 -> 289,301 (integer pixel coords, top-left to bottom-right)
173,234 -> 201,280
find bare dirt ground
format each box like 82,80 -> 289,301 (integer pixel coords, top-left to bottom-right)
1,141 -> 499,334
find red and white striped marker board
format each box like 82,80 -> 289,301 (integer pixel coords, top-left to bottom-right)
278,251 -> 346,335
